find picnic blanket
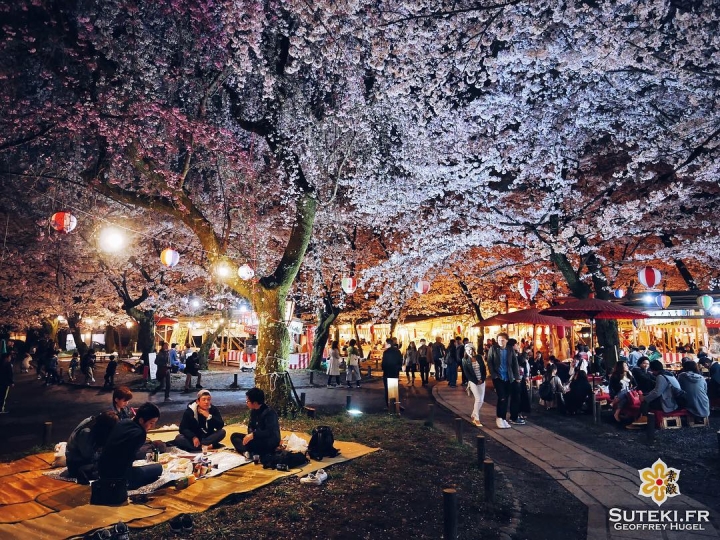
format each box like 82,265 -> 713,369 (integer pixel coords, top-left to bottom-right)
0,424 -> 379,539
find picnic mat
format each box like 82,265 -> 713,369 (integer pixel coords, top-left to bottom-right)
0,424 -> 379,539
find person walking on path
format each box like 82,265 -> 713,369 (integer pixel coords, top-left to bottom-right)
103,355 -> 118,389
346,339 -> 362,388
417,339 -> 431,386
486,332 -> 523,428
461,343 -> 486,427
431,337 -> 446,381
382,338 -> 403,407
326,341 -> 342,388
0,352 -> 14,414
152,341 -> 170,394
403,341 -> 419,386
81,349 -> 96,386
183,352 -> 203,392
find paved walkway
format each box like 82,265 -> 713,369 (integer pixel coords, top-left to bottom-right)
433,385 -> 719,540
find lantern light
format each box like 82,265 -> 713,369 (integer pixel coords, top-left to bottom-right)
50,212 -> 77,233
98,226 -> 126,253
613,288 -> 626,299
414,280 -> 431,294
655,294 -> 671,309
518,279 -> 539,301
341,276 -> 357,294
638,266 -> 662,289
215,261 -> 231,278
237,264 -> 255,280
160,248 -> 180,268
697,295 -> 714,311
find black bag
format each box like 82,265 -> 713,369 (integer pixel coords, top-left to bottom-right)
263,450 -> 309,470
90,478 -> 128,506
307,426 -> 339,461
538,381 -> 554,401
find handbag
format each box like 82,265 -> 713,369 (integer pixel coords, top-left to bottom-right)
339,359 -> 347,370
90,478 -> 128,506
627,389 -> 641,408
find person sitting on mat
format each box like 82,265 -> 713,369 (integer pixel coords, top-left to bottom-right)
231,387 -> 280,460
173,389 -> 227,452
65,411 -> 119,484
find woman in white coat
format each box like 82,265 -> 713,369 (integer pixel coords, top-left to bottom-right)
326,341 -> 342,388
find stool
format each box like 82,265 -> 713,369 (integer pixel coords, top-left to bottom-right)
688,416 -> 709,428
654,409 -> 688,429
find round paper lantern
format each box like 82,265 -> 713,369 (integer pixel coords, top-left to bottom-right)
414,280 -> 431,294
160,248 -> 180,268
49,212 -> 77,233
697,294 -> 714,311
237,264 -> 255,280
638,266 -> 662,288
613,288 -> 626,299
655,294 -> 671,309
518,279 -> 539,301
341,276 -> 357,294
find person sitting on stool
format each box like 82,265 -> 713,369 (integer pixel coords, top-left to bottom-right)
231,387 -> 280,460
173,390 -> 226,452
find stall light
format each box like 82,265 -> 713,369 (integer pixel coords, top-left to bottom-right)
347,409 -> 363,416
643,294 -> 655,304
711,305 -> 720,315
125,321 -> 133,328
238,304 -> 248,313
98,226 -> 126,253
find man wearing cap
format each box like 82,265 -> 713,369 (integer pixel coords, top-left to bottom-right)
173,390 -> 227,452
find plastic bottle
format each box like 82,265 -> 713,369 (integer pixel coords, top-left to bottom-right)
153,447 -> 159,462
175,475 -> 197,490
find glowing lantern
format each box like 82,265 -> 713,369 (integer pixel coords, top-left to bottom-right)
414,280 -> 431,294
160,248 -> 180,268
237,264 -> 255,280
655,294 -> 671,309
697,295 -> 714,311
613,288 -> 626,299
341,276 -> 357,294
50,212 -> 77,233
517,279 -> 539,301
638,267 -> 661,288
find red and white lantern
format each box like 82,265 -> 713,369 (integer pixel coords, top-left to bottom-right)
341,276 -> 357,294
518,279 -> 539,301
160,248 -> 180,268
655,294 -> 671,309
237,264 -> 255,280
697,295 -> 714,311
50,212 -> 77,233
638,266 -> 661,288
414,280 -> 431,294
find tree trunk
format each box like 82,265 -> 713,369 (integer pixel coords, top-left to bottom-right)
199,324 -> 225,370
458,279 -> 484,351
67,313 -> 88,356
104,325 -> 118,354
352,319 -> 364,357
128,308 -> 155,367
41,318 -> 59,345
310,308 -> 337,370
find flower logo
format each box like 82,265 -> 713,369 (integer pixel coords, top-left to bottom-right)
638,458 -> 681,506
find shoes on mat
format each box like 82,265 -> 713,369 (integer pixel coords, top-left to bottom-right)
300,468 -> 328,485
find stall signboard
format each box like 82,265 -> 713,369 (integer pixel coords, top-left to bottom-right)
706,319 -> 720,328
243,324 -> 258,334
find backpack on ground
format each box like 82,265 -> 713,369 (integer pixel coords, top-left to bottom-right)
307,426 -> 339,460
538,380 -> 554,402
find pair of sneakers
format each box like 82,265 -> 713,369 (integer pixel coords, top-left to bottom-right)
169,514 -> 194,535
300,469 -> 328,485
86,522 -> 129,540
495,417 -> 526,428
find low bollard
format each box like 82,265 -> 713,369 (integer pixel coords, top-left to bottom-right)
483,458 -> 495,502
230,373 -> 239,388
477,435 -> 486,466
425,403 -> 435,427
304,406 -> 316,418
367,366 -> 372,378
646,412 -> 656,443
591,393 -> 598,423
594,400 -> 602,425
443,488 -> 458,540
309,371 -> 314,385
455,418 -> 463,444
43,421 -> 53,446
164,372 -> 172,402
300,392 -> 306,408
346,395 -> 352,410
395,399 -> 401,415
717,430 -> 720,455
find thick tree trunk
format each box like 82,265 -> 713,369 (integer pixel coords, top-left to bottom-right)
128,308 -> 155,367
67,313 -> 88,356
352,319 -> 364,357
458,279 -> 484,350
104,325 -> 118,354
310,307 -> 337,370
199,325 -> 224,370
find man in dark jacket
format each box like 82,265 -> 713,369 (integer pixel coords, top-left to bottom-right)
431,337 -> 446,381
486,332 -> 522,428
631,356 -> 656,394
98,402 -> 163,489
381,338 -> 403,407
231,387 -> 280,458
173,390 -> 226,451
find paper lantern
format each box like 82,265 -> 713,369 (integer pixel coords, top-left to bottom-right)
414,280 -> 431,294
638,266 -> 661,288
49,212 -> 77,233
341,276 -> 357,294
160,248 -> 180,268
655,294 -> 671,309
697,295 -> 714,311
613,288 -> 626,299
237,264 -> 255,280
518,279 -> 539,300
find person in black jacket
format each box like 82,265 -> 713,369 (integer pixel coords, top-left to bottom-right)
231,387 -> 280,459
631,357 -> 656,395
0,353 -> 14,414
461,344 -> 487,427
98,402 -> 163,489
381,338 -> 403,407
65,411 -> 118,484
564,370 -> 594,414
173,390 -> 227,452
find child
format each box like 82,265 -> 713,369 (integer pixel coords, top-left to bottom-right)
69,352 -> 79,381
21,353 -> 32,374
103,355 -> 118,389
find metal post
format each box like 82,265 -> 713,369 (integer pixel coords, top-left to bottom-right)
443,488 -> 458,540
395,399 -> 401,415
455,418 -> 463,444
230,373 -> 238,388
425,403 -> 435,427
346,395 -> 351,410
367,367 -> 372,378
476,435 -> 486,466
300,392 -> 306,408
483,459 -> 495,502
309,371 -> 314,385
43,422 -> 52,446
717,431 -> 720,455
595,401 -> 601,424
164,371 -> 171,402
646,412 -> 656,443
591,393 -> 598,423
